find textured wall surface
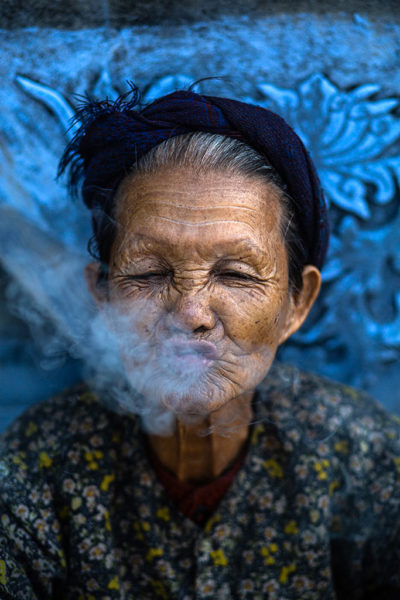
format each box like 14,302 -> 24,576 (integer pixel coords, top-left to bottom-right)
3,1 -> 400,28
1,2 -> 400,430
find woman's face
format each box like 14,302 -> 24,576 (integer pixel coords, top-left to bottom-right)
87,167 -> 320,421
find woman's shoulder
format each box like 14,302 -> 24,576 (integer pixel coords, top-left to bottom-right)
0,382 -> 134,475
259,361 -> 398,419
256,362 -> 400,458
255,363 -> 400,527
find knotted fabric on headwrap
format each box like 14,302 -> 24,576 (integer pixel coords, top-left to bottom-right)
60,88 -> 329,268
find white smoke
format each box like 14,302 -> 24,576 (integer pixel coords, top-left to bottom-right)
0,205 -> 250,435
0,206 -> 156,424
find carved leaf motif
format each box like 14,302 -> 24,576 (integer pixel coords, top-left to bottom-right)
258,73 -> 400,219
142,74 -> 196,103
16,75 -> 79,141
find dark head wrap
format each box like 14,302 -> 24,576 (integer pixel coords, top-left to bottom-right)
60,88 -> 329,268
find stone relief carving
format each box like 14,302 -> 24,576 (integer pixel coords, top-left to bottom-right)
3,71 -> 400,410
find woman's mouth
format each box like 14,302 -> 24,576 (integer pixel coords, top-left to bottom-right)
166,339 -> 219,370
172,340 -> 218,359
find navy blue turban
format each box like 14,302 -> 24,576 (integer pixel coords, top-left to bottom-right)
60,88 -> 329,268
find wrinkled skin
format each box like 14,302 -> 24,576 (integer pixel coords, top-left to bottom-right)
86,167 -> 321,481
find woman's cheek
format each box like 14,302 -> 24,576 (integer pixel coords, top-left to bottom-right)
219,286 -> 286,349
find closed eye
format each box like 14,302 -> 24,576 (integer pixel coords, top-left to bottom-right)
127,272 -> 169,281
112,271 -> 256,287
111,272 -> 170,286
216,271 -> 254,281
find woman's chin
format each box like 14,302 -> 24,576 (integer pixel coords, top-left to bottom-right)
158,386 -> 226,420
162,394 -> 221,421
134,375 -> 232,422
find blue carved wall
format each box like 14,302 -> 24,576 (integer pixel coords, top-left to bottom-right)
1,5 -> 400,429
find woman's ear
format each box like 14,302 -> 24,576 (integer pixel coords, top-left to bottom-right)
84,262 -> 108,307
279,265 -> 322,345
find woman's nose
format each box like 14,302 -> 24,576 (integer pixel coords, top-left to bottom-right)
165,290 -> 216,334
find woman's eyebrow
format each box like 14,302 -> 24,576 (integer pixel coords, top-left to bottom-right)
118,234 -> 157,253
215,238 -> 268,258
125,235 -> 265,253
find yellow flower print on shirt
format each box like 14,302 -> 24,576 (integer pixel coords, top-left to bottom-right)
108,575 -> 119,590
146,548 -> 163,562
263,458 -> 284,479
100,474 -> 115,492
279,564 -> 296,584
284,520 -> 299,535
39,452 -> 52,469
210,549 -> 228,566
260,543 -> 278,565
156,507 -> 170,521
313,459 -> 329,480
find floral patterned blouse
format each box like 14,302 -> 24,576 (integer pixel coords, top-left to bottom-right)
0,363 -> 399,599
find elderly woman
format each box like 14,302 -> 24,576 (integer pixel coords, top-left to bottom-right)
0,88 -> 399,600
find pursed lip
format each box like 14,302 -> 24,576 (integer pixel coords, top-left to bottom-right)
168,339 -> 219,361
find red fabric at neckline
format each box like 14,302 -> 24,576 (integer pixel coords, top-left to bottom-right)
148,444 -> 247,526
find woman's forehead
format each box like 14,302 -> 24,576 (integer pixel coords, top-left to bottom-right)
114,169 -> 283,238
116,168 -> 282,210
